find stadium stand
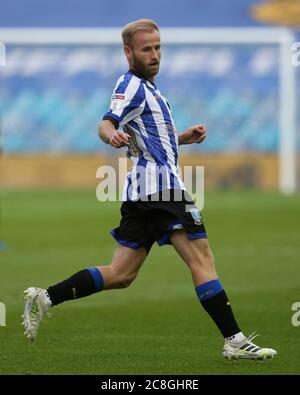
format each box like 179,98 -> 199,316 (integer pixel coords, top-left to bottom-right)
0,0 -> 299,156
0,44 -> 290,153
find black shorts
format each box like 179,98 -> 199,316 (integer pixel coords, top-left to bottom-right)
110,189 -> 207,253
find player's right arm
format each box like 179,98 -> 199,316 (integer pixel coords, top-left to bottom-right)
99,73 -> 145,149
98,120 -> 131,149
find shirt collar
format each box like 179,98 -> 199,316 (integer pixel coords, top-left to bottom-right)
129,69 -> 157,89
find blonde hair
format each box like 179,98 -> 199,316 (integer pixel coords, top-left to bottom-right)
122,19 -> 160,47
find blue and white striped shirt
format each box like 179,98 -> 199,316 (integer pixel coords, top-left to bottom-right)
103,70 -> 186,201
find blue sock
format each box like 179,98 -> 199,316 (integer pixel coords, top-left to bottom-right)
87,267 -> 105,292
195,279 -> 241,338
195,279 -> 223,301
47,267 -> 104,306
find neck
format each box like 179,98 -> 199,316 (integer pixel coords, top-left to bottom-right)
130,68 -> 155,84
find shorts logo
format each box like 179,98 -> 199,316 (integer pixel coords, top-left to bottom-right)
190,207 -> 202,225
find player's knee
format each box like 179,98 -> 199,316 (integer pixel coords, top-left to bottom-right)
202,248 -> 215,269
190,245 -> 215,270
203,245 -> 214,262
107,263 -> 138,288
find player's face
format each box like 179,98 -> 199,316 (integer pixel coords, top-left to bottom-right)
125,30 -> 161,81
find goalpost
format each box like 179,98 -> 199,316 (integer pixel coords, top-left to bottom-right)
0,27 -> 297,194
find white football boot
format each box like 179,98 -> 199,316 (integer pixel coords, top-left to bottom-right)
223,332 -> 277,361
22,287 -> 52,341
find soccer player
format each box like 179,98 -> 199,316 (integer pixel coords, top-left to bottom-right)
22,19 -> 277,361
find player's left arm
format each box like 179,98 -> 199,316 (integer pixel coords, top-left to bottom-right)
178,124 -> 207,145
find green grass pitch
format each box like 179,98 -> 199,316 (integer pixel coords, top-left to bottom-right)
0,189 -> 300,375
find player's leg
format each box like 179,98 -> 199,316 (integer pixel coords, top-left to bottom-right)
170,230 -> 240,336
170,230 -> 277,360
22,245 -> 147,341
170,230 -> 217,286
96,245 -> 147,289
46,244 -> 147,306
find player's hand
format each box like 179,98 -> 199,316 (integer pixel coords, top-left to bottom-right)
190,125 -> 207,144
109,131 -> 131,148
179,125 -> 207,145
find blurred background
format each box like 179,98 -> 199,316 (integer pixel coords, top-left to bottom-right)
0,0 -> 299,192
1,0 -> 300,375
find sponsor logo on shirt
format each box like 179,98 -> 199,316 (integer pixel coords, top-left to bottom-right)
111,94 -> 125,110
112,94 -> 125,100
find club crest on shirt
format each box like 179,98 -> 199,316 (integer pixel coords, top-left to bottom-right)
123,125 -> 142,157
190,207 -> 202,225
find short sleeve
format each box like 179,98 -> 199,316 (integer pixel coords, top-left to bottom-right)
103,74 -> 145,129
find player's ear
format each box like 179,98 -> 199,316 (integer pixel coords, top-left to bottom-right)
124,45 -> 132,61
